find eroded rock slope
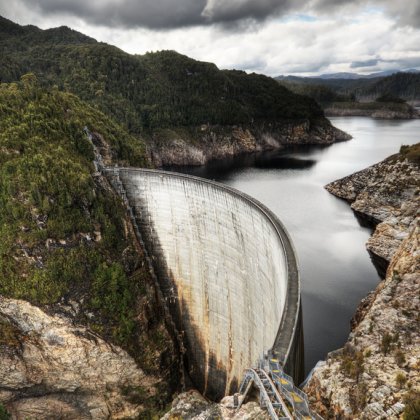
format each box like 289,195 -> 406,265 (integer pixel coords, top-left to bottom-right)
305,145 -> 420,419
0,297 -> 160,419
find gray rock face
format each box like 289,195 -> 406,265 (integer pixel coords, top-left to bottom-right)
325,155 -> 419,267
305,151 -> 420,419
0,297 -> 158,419
160,390 -> 270,420
147,120 -> 350,166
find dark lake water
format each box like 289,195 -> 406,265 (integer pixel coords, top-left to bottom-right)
167,117 -> 420,376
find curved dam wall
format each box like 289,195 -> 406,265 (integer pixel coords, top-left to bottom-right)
105,168 -> 302,400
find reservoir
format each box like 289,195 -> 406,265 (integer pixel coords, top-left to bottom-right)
167,116 -> 420,375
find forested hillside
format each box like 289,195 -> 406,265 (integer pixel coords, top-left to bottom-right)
0,77 -> 178,395
0,16 -> 323,134
277,72 -> 420,102
278,81 -> 353,106
356,72 -> 420,100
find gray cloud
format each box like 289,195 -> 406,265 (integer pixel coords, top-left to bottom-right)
387,0 -> 420,28
201,0 -> 299,24
384,56 -> 420,70
3,0 -> 420,29
235,56 -> 268,73
311,0 -> 420,28
7,0 -> 206,29
351,59 -> 380,68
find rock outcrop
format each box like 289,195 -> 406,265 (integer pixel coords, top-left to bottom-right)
161,390 -> 270,420
147,119 -> 350,167
325,152 -> 418,274
305,147 -> 420,419
0,297 -> 161,419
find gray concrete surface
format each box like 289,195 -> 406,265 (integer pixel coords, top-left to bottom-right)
104,168 -> 301,400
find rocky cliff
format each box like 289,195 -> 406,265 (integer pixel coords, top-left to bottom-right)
161,390 -> 270,419
147,119 -> 350,167
0,297 -> 161,419
325,149 -> 419,275
305,145 -> 420,419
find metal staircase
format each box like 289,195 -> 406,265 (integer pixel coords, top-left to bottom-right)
236,356 -> 322,420
237,368 -> 293,419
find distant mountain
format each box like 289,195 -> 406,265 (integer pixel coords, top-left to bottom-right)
278,69 -> 420,81
317,70 -> 398,79
318,72 -> 370,80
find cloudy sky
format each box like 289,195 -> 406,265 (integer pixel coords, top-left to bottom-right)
1,0 -> 420,76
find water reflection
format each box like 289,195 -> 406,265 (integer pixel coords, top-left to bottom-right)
167,117 -> 420,375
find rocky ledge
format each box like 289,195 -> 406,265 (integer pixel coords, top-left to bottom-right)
147,118 -> 350,167
161,389 -> 270,419
325,151 -> 419,274
0,297 -> 161,419
304,145 -> 420,419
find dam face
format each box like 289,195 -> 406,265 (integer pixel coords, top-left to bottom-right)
105,168 -> 301,400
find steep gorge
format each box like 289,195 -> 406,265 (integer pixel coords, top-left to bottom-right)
305,145 -> 420,419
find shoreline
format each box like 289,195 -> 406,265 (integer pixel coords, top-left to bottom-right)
324,106 -> 419,119
304,146 -> 419,418
145,119 -> 351,167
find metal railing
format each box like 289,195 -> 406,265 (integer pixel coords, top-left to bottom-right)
237,368 -> 293,420
236,355 -> 323,420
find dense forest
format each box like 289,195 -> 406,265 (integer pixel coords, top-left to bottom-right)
277,72 -> 420,102
356,72 -> 420,100
277,81 -> 354,106
0,16 -> 323,135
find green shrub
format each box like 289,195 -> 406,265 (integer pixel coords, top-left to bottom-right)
91,262 -> 136,344
381,332 -> 393,355
0,81 -> 145,345
403,391 -> 420,420
396,372 -> 407,388
395,349 -> 406,367
349,382 -> 368,412
341,350 -> 364,380
0,403 -> 10,420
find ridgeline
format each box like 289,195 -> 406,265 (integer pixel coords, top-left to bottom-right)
0,16 -> 348,166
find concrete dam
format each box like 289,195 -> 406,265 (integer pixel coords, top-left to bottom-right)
105,168 -> 302,401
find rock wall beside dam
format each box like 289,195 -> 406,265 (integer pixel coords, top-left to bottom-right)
105,168 -> 301,400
